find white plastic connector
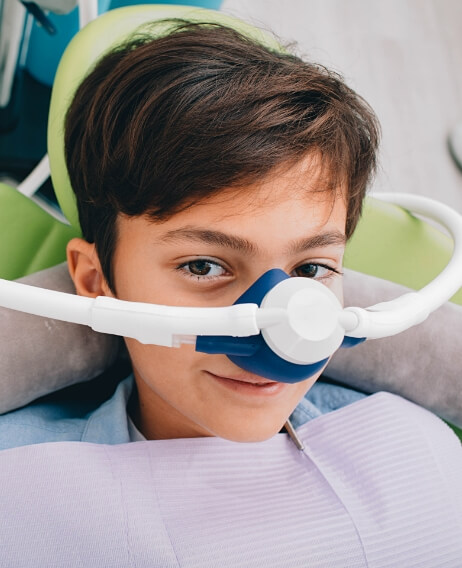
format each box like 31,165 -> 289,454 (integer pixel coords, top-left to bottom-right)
260,277 -> 346,364
344,293 -> 430,339
90,296 -> 260,346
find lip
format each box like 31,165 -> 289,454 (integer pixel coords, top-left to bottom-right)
205,371 -> 288,397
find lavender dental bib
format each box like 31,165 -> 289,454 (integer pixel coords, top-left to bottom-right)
1,393 -> 462,568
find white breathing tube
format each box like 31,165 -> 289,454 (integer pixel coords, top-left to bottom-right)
345,192 -> 462,339
0,193 -> 461,363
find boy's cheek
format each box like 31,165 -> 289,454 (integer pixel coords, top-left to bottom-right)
125,339 -> 200,380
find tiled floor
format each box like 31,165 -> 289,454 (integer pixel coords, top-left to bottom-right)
222,0 -> 462,212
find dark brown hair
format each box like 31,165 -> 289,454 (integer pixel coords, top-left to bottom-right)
65,20 -> 380,291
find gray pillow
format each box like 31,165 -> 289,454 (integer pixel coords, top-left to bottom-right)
325,270 -> 462,428
0,263 -> 461,427
0,264 -> 121,413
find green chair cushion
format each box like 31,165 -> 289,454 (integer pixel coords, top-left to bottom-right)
0,183 -> 80,280
345,195 -> 462,305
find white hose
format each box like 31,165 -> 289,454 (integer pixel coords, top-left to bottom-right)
17,155 -> 50,197
78,0 -> 98,28
345,193 -> 462,339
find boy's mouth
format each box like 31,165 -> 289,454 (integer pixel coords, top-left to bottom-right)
205,371 -> 287,396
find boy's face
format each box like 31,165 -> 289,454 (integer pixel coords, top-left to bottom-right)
70,156 -> 347,442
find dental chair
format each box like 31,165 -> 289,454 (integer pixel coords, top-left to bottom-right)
1,4 -> 461,439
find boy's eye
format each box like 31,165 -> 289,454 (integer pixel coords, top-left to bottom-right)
292,263 -> 338,279
177,260 -> 340,283
178,259 -> 227,279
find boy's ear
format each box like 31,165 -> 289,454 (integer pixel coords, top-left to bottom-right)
66,238 -> 112,298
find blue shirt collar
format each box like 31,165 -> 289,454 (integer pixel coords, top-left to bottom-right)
80,374 -> 365,442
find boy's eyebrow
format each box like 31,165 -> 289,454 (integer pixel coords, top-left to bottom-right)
159,226 -> 346,255
286,231 -> 346,254
160,227 -> 256,254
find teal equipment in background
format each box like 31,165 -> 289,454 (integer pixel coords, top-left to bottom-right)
25,1 -> 224,86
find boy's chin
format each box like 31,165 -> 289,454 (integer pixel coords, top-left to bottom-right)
215,420 -> 289,444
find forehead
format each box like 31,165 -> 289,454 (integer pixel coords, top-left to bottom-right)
116,154 -> 348,257
154,155 -> 347,237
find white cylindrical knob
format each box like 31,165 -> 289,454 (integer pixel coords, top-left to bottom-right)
260,277 -> 345,364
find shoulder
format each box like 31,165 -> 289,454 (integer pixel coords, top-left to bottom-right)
0,400 -> 88,450
297,392 -> 462,560
307,390 -> 461,457
0,375 -> 135,450
365,391 -> 461,453
301,391 -> 462,499
377,391 -> 462,476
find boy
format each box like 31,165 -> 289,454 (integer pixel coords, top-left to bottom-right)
63,19 -> 378,443
0,18 -> 461,567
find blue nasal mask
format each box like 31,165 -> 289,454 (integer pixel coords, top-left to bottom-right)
196,269 -> 364,383
0,193 -> 461,384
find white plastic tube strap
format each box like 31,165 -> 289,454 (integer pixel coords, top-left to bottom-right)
0,278 -> 92,325
17,155 -> 50,197
345,193 -> 462,339
90,296 -> 260,347
0,279 -> 262,346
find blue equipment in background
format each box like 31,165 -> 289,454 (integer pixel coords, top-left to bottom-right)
26,0 -> 224,86
0,0 -> 223,180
